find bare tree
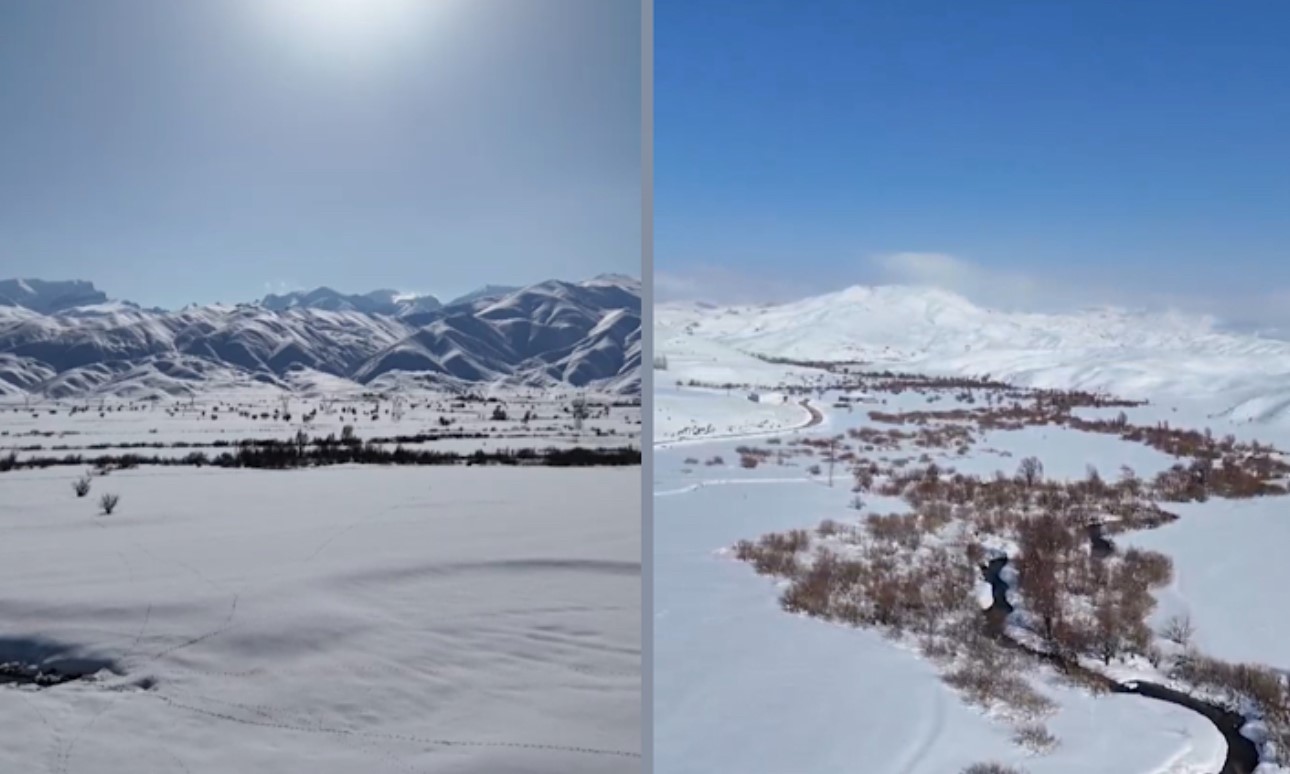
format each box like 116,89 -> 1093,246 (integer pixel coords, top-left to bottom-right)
100,493 -> 120,515
1017,457 -> 1044,488
571,395 -> 589,433
1016,513 -> 1076,642
1160,613 -> 1196,647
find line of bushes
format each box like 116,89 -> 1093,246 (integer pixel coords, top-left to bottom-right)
2,443 -> 640,471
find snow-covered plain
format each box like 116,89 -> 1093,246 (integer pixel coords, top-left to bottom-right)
0,398 -> 641,773
653,287 -> 1290,773
0,391 -> 639,461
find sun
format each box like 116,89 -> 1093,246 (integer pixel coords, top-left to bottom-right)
249,0 -> 449,68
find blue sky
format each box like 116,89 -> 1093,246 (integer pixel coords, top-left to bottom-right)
0,0 -> 640,309
656,0 -> 1290,329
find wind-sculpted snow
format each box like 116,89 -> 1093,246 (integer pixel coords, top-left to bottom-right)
0,277 -> 641,398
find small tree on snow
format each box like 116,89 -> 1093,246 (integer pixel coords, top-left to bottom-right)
73,476 -> 91,498
100,493 -> 120,515
1160,613 -> 1196,647
1017,456 -> 1044,487
571,396 -> 589,432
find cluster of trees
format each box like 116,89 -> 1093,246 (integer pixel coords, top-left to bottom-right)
1013,512 -> 1172,665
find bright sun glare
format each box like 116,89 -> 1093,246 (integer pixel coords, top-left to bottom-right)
252,0 -> 445,67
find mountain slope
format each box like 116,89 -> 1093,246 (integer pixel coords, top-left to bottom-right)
0,277 -> 640,398
658,284 -> 1290,420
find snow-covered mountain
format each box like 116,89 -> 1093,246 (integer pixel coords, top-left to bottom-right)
0,279 -> 109,314
445,284 -> 523,308
0,277 -> 640,399
658,284 -> 1290,423
260,287 -> 444,316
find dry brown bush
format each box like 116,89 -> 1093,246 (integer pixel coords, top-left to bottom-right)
1012,723 -> 1058,752
866,513 -> 923,550
816,518 -> 842,536
962,764 -> 1027,774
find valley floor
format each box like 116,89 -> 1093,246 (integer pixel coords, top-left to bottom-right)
653,379 -> 1290,774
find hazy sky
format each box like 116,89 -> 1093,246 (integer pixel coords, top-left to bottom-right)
656,0 -> 1290,331
0,0 -> 641,309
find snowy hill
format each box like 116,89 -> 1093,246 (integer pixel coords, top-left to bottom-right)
658,284 -> 1290,422
0,276 -> 640,398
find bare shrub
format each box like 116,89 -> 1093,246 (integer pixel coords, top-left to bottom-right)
100,493 -> 120,515
73,476 -> 91,497
962,764 -> 1027,774
1012,723 -> 1057,752
867,513 -> 922,550
733,529 -> 811,577
1121,548 -> 1173,589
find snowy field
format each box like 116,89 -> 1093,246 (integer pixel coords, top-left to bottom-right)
1123,497 -> 1290,670
654,386 -> 810,446
0,398 -> 641,773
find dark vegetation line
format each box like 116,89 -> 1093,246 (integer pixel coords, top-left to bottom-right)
0,442 -> 640,472
0,427 -> 628,454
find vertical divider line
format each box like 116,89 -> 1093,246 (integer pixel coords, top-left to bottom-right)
640,0 -> 655,771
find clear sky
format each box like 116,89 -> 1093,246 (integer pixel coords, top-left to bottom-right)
0,0 -> 640,309
656,0 -> 1290,330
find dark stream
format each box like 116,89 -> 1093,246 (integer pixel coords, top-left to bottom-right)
0,636 -> 119,689
0,663 -> 88,687
979,556 -> 1259,774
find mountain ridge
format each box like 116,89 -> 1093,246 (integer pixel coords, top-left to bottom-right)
0,275 -> 641,399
